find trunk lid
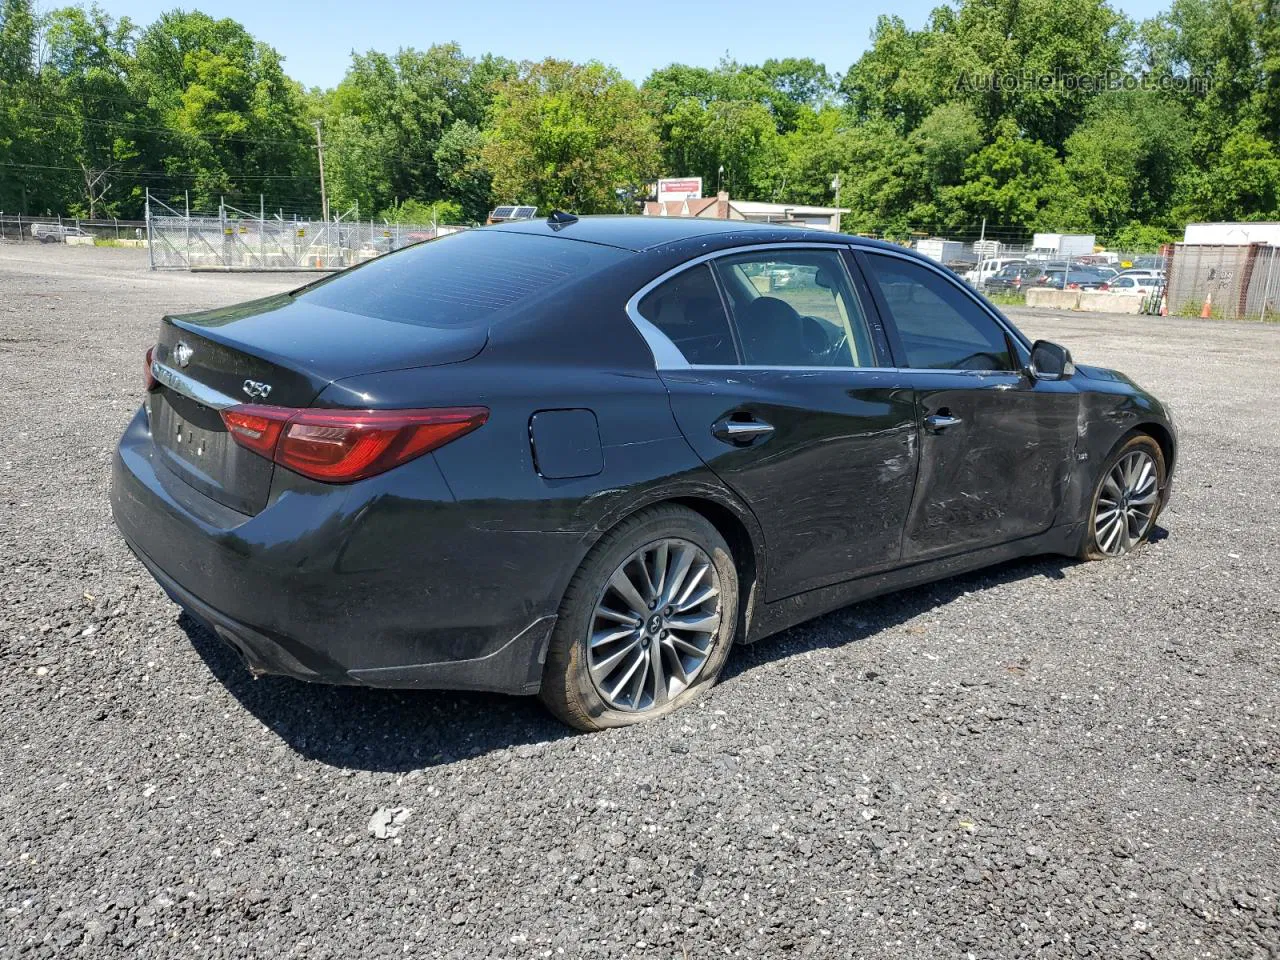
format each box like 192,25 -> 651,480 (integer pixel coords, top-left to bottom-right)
149,293 -> 487,515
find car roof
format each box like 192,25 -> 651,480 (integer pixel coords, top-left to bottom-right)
484,214 -> 910,255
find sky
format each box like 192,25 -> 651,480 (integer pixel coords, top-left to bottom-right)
100,0 -> 1175,91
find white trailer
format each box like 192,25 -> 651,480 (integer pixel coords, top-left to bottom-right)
915,238 -> 966,264
1183,222 -> 1280,246
1032,233 -> 1096,259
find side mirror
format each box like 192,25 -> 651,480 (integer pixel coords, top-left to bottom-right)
1029,340 -> 1075,381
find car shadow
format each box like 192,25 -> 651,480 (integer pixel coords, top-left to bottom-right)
181,529 -> 1166,773
182,615 -> 571,773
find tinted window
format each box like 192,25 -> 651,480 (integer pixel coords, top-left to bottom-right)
865,254 -> 1015,371
637,264 -> 737,365
299,229 -> 627,327
714,250 -> 876,367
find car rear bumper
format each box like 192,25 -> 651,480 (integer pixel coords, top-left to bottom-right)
110,405 -> 565,694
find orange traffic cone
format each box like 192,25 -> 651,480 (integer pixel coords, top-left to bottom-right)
1200,292 -> 1213,319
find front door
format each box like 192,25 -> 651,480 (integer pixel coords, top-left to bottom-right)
858,251 -> 1079,561
634,248 -> 918,600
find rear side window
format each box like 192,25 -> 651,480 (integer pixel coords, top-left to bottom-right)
714,249 -> 876,368
636,264 -> 738,365
298,229 -> 628,328
864,254 -> 1015,371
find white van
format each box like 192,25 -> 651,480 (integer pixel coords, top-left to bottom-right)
964,257 -> 1027,286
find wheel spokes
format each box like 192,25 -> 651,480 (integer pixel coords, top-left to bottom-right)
668,611 -> 720,634
586,537 -> 723,713
1095,450 -> 1158,556
591,624 -> 638,648
592,638 -> 640,684
609,567 -> 650,619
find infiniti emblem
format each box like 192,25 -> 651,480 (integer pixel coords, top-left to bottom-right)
173,341 -> 193,368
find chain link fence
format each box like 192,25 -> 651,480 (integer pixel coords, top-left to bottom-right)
144,198 -> 467,271
0,213 -> 147,244
1166,243 -> 1280,321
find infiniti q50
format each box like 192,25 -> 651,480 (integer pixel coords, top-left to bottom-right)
111,216 -> 1176,730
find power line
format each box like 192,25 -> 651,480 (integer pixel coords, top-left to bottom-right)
1,161 -> 318,181
21,111 -> 313,148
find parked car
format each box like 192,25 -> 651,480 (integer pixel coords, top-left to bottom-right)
30,223 -> 91,243
982,263 -> 1043,292
112,216 -> 1177,730
1129,255 -> 1167,271
1034,267 -> 1111,290
1113,269 -> 1166,281
964,257 -> 1027,287
1101,274 -> 1162,294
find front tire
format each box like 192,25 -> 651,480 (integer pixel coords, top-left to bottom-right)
1079,433 -> 1166,560
540,505 -> 739,731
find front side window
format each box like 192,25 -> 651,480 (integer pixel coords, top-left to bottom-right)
713,250 -> 876,367
636,264 -> 737,365
864,254 -> 1015,371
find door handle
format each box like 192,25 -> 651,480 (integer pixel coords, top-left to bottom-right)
924,413 -> 963,431
712,416 -> 775,445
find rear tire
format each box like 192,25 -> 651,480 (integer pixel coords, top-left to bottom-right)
540,505 -> 739,731
1079,432 -> 1166,560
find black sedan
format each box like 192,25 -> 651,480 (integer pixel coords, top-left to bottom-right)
112,216 -> 1177,731
982,263 -> 1044,292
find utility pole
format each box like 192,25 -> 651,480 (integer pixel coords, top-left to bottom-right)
831,174 -> 841,229
313,120 -> 329,223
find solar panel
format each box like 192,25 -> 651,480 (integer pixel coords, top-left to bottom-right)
513,205 -> 538,219
492,206 -> 515,219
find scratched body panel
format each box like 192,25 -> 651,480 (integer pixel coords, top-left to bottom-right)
660,367 -> 918,599
903,370 -> 1079,560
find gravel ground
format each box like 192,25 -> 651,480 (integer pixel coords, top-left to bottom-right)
2,243 -> 1277,959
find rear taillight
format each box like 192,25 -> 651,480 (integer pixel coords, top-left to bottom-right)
1100,283 -> 1110,291
144,346 -> 158,391
220,405 -> 488,483
222,406 -> 288,458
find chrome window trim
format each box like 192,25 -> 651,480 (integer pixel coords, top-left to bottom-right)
662,365 -> 1022,377
625,240 -> 1032,374
150,360 -> 239,410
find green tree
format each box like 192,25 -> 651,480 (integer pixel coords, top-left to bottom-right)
433,120 -> 490,221
1036,92 -> 1191,235
1177,126 -> 1280,220
135,10 -> 315,212
324,44 -> 512,215
939,118 -> 1069,229
0,0 -> 44,212
482,59 -> 660,213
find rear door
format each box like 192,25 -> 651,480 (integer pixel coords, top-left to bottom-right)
857,250 -> 1078,562
635,245 -> 918,600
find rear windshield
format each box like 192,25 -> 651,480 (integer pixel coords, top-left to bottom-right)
296,229 -> 628,327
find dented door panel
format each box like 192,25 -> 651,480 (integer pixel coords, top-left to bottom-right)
904,371 -> 1079,560
660,367 -> 919,600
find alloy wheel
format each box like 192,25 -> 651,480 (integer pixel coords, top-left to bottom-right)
586,538 -> 722,712
1094,449 -> 1159,556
